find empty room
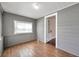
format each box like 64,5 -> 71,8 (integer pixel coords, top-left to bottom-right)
0,2 -> 79,57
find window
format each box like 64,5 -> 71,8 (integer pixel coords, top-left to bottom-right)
14,20 -> 33,34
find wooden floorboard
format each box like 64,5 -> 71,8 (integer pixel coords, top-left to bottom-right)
2,40 -> 76,57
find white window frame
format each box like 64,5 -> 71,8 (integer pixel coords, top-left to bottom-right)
14,20 -> 33,34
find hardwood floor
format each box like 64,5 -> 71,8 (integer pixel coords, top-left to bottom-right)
2,40 -> 76,57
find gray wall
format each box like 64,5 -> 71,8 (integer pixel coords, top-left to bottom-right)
0,4 -> 3,56
57,3 -> 79,56
37,17 -> 44,42
2,12 -> 37,47
0,12 -> 3,56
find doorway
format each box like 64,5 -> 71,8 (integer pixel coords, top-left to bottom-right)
44,13 -> 57,48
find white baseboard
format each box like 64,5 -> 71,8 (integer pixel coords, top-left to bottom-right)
46,37 -> 55,43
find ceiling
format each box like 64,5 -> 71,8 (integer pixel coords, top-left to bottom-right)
1,2 -> 78,19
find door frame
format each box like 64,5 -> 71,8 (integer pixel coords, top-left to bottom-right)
44,13 -> 57,48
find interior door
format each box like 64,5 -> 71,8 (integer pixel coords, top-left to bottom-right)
0,12 -> 3,56
48,16 -> 56,40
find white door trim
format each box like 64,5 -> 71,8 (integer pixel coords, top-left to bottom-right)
44,13 -> 57,48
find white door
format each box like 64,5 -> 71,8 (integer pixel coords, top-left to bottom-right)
48,16 -> 56,40
0,12 -> 3,56
0,12 -> 2,40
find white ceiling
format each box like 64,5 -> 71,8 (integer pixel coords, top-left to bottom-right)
1,2 -> 78,19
